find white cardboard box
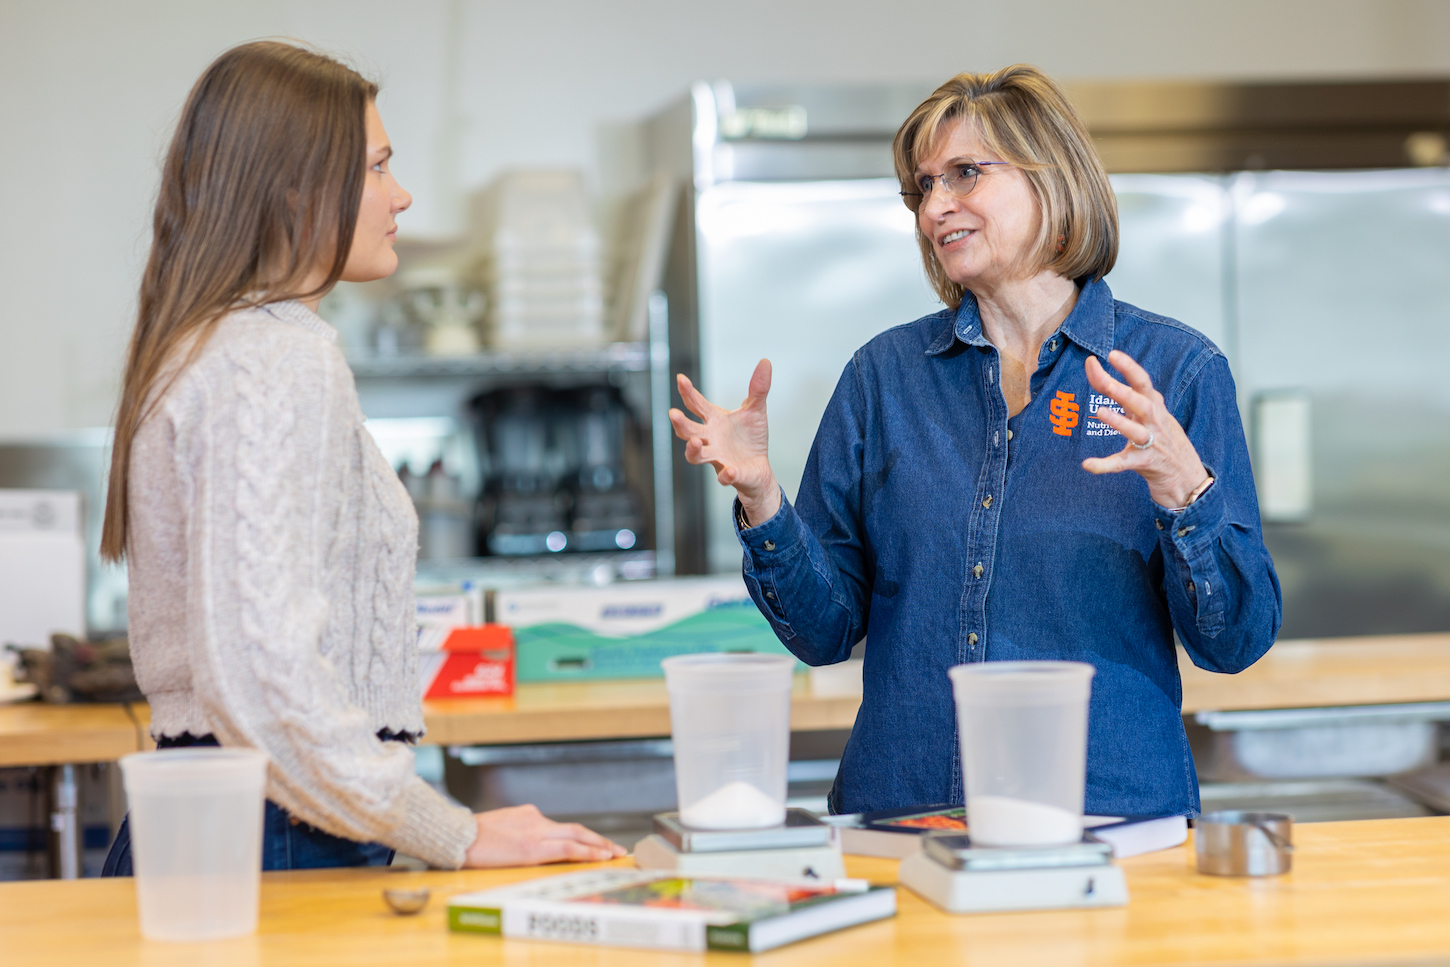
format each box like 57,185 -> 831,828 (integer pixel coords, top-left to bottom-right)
0,490 -> 86,649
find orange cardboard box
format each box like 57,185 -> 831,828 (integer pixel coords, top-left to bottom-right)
418,624 -> 515,699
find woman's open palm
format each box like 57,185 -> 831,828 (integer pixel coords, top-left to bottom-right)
669,359 -> 781,523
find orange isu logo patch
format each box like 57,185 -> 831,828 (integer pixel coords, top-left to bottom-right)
1049,391 -> 1079,437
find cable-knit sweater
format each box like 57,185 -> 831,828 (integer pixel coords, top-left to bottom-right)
126,300 -> 477,869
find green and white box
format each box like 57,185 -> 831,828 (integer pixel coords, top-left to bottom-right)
494,576 -> 797,683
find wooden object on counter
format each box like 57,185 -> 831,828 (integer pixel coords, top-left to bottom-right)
4,816 -> 1450,966
1179,632 -> 1450,712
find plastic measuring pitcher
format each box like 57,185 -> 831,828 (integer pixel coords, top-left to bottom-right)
119,748 -> 269,941
661,653 -> 795,829
949,660 -> 1096,847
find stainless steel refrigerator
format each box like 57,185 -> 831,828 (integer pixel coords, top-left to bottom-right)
643,78 -> 1450,638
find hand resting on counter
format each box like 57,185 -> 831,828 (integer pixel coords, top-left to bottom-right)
463,804 -> 626,867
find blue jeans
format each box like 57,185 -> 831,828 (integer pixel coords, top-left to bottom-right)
101,733 -> 397,876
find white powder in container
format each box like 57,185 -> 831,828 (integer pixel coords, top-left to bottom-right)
679,781 -> 784,829
968,794 -> 1081,846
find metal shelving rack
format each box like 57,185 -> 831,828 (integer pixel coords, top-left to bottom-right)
347,293 -> 679,579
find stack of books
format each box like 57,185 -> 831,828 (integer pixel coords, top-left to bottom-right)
825,804 -> 1187,860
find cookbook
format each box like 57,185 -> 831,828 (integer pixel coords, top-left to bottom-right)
448,867 -> 895,953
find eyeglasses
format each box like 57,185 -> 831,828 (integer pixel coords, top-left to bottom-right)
900,161 -> 1011,213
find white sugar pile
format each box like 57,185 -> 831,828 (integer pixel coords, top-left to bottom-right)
680,781 -> 784,830
968,795 -> 1081,846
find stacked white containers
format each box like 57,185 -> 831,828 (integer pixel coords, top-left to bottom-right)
473,170 -> 606,350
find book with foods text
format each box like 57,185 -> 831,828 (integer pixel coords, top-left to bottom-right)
447,868 -> 895,953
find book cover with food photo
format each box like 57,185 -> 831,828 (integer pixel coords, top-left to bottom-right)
448,868 -> 896,953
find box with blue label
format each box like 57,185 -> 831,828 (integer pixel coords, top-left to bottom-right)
493,576 -> 797,683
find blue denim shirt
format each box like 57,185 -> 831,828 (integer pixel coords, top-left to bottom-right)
735,279 -> 1282,818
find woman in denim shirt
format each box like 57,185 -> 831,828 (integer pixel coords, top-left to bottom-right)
669,65 -> 1282,819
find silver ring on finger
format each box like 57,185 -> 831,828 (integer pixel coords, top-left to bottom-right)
1132,432 -> 1155,451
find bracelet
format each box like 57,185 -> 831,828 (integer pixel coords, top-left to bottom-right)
1173,474 -> 1215,513
734,500 -> 751,531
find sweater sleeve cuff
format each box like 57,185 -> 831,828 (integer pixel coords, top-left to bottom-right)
387,778 -> 477,869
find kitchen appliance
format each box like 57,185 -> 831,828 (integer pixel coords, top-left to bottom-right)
0,489 -> 86,650
472,387 -> 570,556
563,387 -> 644,552
898,830 -> 1128,914
471,385 -> 646,557
0,435 -> 126,636
632,808 -> 844,880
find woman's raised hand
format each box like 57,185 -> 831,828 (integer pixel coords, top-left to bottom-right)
669,359 -> 782,525
1082,349 -> 1211,509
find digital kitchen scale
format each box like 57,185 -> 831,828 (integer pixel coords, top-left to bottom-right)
899,831 -> 1128,913
633,808 -> 848,880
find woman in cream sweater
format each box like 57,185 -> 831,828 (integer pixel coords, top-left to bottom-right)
99,41 -> 624,873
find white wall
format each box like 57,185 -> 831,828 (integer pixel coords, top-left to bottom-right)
4,0 -> 1450,433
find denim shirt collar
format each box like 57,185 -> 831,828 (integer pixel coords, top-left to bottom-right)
925,278 -> 1116,359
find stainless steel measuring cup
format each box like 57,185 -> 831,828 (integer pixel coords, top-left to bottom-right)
1195,810 -> 1293,876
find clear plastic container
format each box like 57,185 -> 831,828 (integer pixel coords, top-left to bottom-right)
949,661 -> 1096,847
661,653 -> 795,830
119,748 -> 269,941
472,170 -> 606,350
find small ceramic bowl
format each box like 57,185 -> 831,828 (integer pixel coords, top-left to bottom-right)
382,888 -> 432,915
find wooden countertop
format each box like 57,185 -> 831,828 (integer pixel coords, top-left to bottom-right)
1178,631 -> 1450,712
5,632 -> 1450,767
0,676 -> 863,767
0,700 -> 154,767
421,673 -> 863,746
5,816 -> 1450,966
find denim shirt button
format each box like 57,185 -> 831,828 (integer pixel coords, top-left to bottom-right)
765,591 -> 776,599
982,495 -> 994,509
968,633 -> 979,645
1007,429 -> 1013,440
1176,527 -> 1190,538
1155,519 -> 1164,530
973,563 -> 984,578
763,540 -> 776,551
1187,581 -> 1195,594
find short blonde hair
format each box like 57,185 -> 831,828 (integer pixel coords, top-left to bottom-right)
893,65 -> 1118,309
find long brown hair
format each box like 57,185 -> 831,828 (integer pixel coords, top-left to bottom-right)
101,41 -> 377,562
893,65 -> 1118,309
